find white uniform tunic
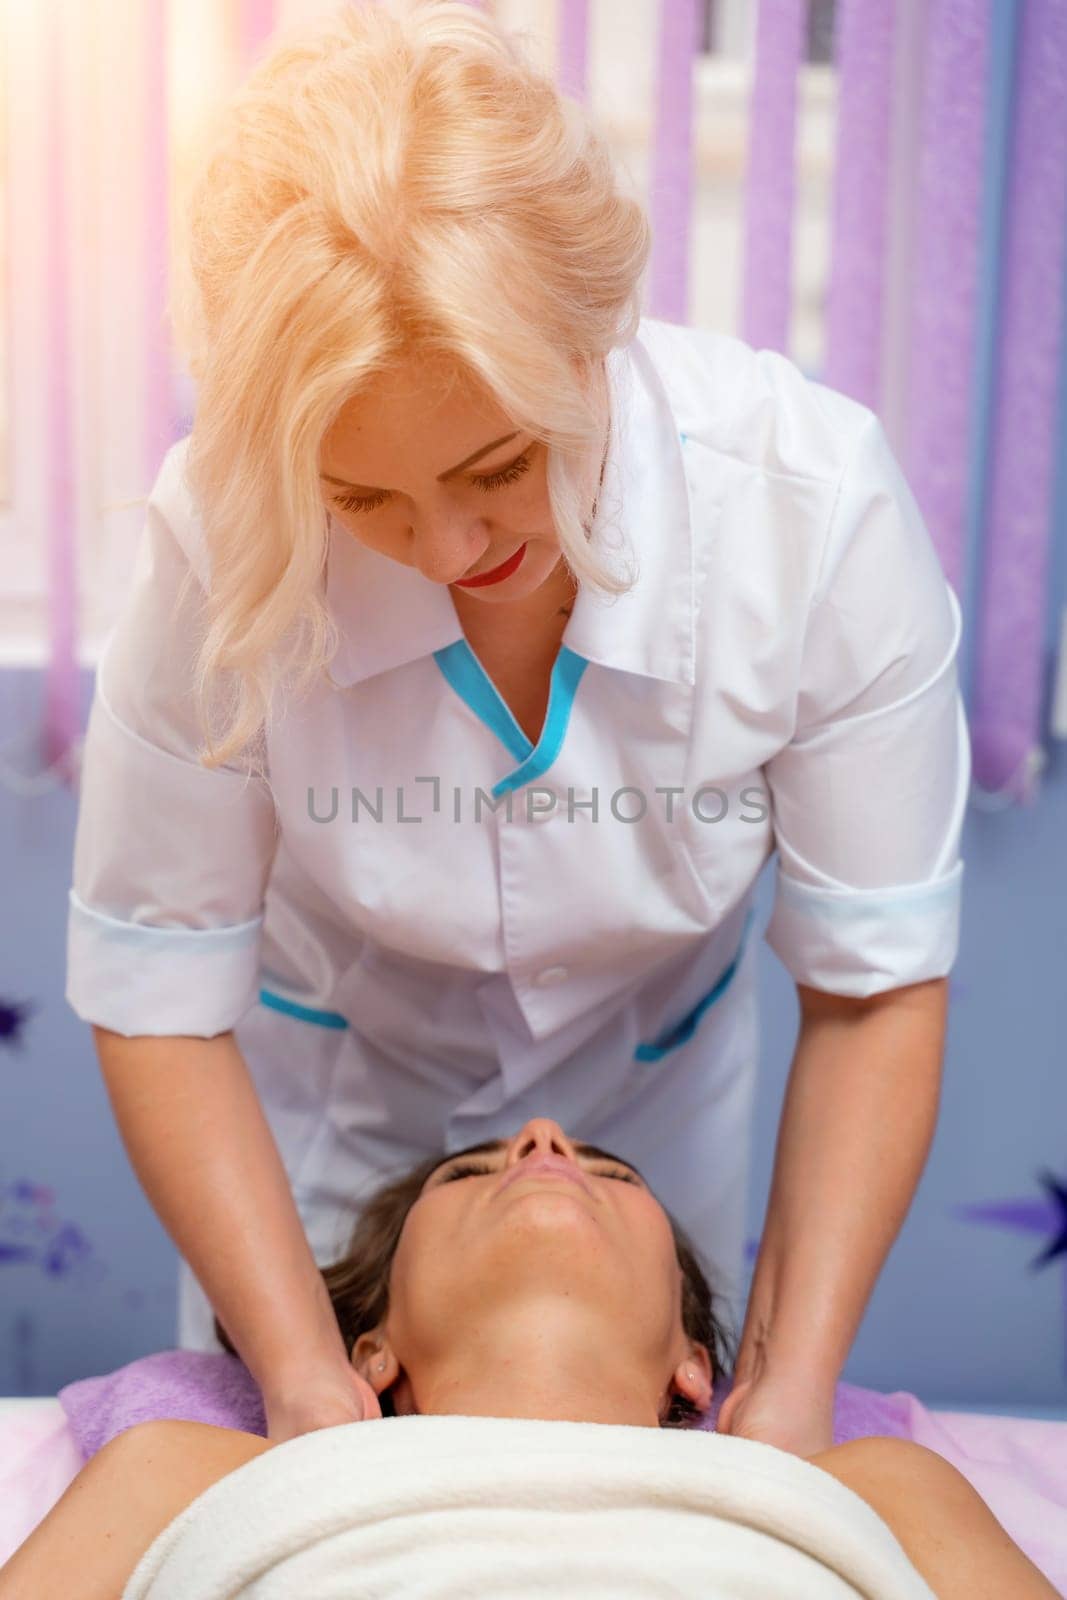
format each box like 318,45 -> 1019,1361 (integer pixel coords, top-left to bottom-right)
65,317 -> 969,1349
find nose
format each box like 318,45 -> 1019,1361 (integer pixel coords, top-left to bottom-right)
504,1118 -> 580,1170
409,507 -> 492,586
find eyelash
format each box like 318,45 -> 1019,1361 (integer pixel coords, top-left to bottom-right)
438,1160 -> 639,1186
334,451 -> 533,515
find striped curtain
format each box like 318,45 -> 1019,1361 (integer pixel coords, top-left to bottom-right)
20,0 -> 1067,807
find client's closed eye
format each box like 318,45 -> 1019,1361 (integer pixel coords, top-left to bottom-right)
440,1161 -> 494,1183
437,1160 -> 640,1185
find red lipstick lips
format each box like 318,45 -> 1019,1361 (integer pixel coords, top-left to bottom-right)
453,541 -> 528,588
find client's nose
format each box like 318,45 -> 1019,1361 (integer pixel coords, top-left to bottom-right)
505,1117 -> 579,1168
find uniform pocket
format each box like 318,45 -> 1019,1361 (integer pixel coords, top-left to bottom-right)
633,907 -> 757,1062
258,986 -> 349,1029
234,997 -> 351,1190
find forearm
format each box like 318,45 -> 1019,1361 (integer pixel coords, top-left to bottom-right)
737,978 -> 948,1388
92,1027 -> 347,1391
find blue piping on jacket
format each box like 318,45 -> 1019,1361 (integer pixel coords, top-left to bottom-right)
634,907 -> 757,1062
258,989 -> 349,1029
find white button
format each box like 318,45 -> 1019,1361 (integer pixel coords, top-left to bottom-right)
533,964 -> 569,987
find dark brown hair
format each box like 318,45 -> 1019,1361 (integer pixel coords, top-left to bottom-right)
214,1154 -> 737,1427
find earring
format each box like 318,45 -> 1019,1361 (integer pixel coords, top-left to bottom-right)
378,1360 -> 386,1372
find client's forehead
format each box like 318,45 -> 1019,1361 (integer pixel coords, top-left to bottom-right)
426,1138 -> 646,1184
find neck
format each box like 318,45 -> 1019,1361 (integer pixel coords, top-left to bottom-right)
452,555 -> 577,649
394,1303 -> 664,1428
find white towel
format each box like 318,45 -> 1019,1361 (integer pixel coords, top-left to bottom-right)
122,1413 -> 936,1599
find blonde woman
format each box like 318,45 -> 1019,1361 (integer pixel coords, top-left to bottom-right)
66,0 -> 969,1457
0,1120 -> 1054,1597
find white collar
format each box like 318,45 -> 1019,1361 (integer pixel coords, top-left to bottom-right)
324,330 -> 694,689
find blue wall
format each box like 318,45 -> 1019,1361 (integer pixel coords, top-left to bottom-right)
0,660 -> 1064,1406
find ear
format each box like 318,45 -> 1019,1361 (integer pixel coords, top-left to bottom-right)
351,1331 -> 399,1398
673,1343 -> 714,1411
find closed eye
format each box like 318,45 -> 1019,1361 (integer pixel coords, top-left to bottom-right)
333,451 -> 533,515
436,1160 -> 640,1186
439,1161 -> 494,1183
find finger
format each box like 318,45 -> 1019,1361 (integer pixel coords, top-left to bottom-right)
354,1375 -> 384,1421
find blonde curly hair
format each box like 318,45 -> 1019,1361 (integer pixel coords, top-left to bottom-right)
169,0 -> 651,772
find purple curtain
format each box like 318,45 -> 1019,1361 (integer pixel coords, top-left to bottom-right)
741,0 -> 806,354
557,0 -> 591,101
903,0 -> 989,598
647,0 -> 703,323
823,0 -> 896,409
41,1 -> 78,789
239,0 -> 278,61
970,0 -> 1067,800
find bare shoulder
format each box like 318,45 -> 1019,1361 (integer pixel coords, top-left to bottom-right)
0,1420 -> 277,1597
107,1417 -> 276,1474
807,1436 -> 1058,1599
807,1434 -> 988,1517
807,1434 -> 951,1486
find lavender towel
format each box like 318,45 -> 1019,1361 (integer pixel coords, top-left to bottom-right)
57,1351 -> 911,1462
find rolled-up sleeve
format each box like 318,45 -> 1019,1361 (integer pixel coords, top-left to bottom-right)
763,409 -> 970,998
66,448 -> 279,1037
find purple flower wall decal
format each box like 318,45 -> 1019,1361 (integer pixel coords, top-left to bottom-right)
955,1169 -> 1067,1272
0,1178 -> 106,1287
0,997 -> 36,1051
955,1167 -> 1067,1376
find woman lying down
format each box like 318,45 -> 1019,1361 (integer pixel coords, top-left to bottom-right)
0,1122 -> 1055,1599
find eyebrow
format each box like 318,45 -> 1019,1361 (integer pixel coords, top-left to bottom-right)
425,1138 -> 646,1186
320,431 -> 522,495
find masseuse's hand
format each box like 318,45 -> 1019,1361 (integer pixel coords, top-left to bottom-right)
715,1372 -> 835,1459
264,1360 -> 383,1444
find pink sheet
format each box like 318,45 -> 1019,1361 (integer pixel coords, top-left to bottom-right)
2,1396 -> 1065,1592
0,1403 -> 86,1567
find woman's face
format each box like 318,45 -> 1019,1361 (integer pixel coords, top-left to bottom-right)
319,354 -> 573,607
357,1117 -> 712,1423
